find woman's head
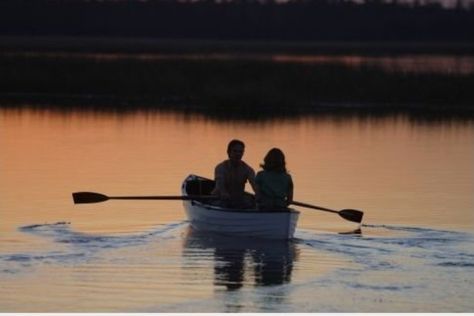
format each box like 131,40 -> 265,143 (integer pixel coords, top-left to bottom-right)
261,148 -> 286,172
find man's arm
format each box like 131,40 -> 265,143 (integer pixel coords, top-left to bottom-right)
247,167 -> 257,194
213,163 -> 230,199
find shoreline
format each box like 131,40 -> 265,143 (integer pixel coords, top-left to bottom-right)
2,93 -> 473,121
2,36 -> 474,56
2,43 -> 473,116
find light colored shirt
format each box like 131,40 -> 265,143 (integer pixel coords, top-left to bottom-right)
212,160 -> 255,202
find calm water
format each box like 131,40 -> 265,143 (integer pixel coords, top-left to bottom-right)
1,108 -> 473,312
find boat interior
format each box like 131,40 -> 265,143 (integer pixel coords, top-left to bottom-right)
185,177 -> 256,207
185,178 -> 216,196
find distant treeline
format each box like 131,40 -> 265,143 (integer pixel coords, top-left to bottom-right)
1,54 -> 473,112
1,0 -> 474,41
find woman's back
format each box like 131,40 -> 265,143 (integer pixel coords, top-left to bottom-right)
255,147 -> 294,210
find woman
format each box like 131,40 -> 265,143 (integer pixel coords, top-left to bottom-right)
255,148 -> 293,210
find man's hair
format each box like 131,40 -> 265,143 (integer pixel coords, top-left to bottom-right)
227,139 -> 245,154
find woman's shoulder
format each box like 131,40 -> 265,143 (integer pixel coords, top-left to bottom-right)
257,170 -> 288,177
256,170 -> 266,178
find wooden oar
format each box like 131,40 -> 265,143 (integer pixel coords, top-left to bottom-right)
72,191 -> 216,204
290,200 -> 364,223
73,192 -> 364,223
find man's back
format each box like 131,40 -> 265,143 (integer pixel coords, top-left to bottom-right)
214,160 -> 254,196
212,139 -> 256,208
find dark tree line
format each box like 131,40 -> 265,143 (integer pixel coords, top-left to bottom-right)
0,0 -> 473,41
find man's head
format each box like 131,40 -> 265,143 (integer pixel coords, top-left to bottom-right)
227,139 -> 245,163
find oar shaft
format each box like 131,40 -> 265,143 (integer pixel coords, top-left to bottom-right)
73,191 -> 363,222
291,200 -> 338,214
291,200 -> 364,223
72,191 -> 218,204
109,195 -> 215,200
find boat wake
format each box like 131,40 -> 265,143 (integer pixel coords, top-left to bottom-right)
1,221 -> 473,311
292,224 -> 474,311
298,224 -> 474,270
19,221 -> 184,246
0,221 -> 187,275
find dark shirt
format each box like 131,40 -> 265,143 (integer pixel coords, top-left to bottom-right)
256,170 -> 293,210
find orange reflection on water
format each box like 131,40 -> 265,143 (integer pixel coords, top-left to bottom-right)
1,108 -> 473,249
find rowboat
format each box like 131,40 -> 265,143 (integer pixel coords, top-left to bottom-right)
73,178 -> 361,237
181,174 -> 300,240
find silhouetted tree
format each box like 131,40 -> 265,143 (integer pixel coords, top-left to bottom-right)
0,0 -> 473,41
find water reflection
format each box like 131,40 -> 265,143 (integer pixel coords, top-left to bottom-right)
183,227 -> 298,291
1,106 -> 473,239
3,103 -> 474,124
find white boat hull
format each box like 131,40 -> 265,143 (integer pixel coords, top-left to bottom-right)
182,174 -> 299,240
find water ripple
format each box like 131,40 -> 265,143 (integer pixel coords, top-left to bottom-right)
0,221 -> 187,275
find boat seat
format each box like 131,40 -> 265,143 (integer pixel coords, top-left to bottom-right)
186,179 -> 215,196
186,177 -> 256,209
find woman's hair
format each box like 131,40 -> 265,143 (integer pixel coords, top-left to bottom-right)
261,148 -> 287,172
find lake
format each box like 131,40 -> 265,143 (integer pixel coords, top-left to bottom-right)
1,107 -> 473,312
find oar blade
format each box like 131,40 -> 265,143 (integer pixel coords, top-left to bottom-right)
339,209 -> 364,223
72,192 -> 109,204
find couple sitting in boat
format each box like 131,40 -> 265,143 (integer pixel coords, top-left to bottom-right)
212,139 -> 293,211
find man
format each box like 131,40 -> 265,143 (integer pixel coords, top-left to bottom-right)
212,139 -> 256,208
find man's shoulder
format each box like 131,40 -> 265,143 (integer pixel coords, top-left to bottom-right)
215,160 -> 229,170
241,160 -> 255,171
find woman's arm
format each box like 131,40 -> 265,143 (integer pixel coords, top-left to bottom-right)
286,175 -> 294,206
